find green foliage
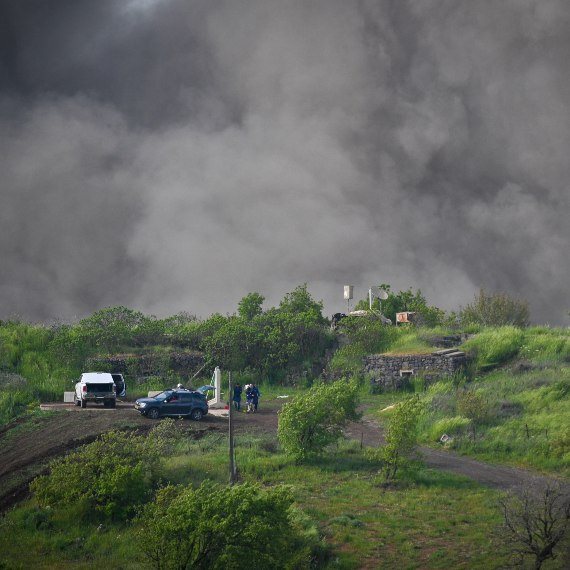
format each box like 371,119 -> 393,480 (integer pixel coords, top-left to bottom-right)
456,390 -> 488,438
519,327 -> 570,364
373,395 -> 424,481
278,379 -> 360,462
462,326 -> 524,370
237,291 -> 265,320
279,283 -> 325,323
202,317 -> 261,371
355,284 -> 445,327
428,416 -> 471,442
77,306 -> 164,352
202,286 -> 331,379
136,482 -> 311,569
31,425 -> 174,521
460,289 -> 530,327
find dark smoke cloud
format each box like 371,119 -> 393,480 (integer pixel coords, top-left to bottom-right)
1,0 -> 568,323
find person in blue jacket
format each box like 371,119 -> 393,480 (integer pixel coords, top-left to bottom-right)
232,383 -> 243,411
250,384 -> 260,412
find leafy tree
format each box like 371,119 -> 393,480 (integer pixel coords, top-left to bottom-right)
460,288 -> 530,327
77,306 -> 151,352
202,317 -> 262,371
279,284 -> 326,323
278,379 -> 360,462
136,482 -> 312,569
499,483 -> 570,569
238,292 -> 265,320
203,287 -> 332,379
373,395 -> 424,482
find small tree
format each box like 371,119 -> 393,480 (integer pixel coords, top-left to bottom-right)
499,483 -> 570,569
278,379 -> 360,462
460,289 -> 530,327
374,395 -> 424,482
279,284 -> 326,323
136,482 -> 311,569
237,292 -> 265,321
456,389 -> 488,439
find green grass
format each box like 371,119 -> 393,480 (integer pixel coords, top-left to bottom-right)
461,326 -> 524,370
0,432 -> 508,569
414,367 -> 570,477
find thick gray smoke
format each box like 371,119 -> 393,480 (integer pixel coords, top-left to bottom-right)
1,0 -> 569,323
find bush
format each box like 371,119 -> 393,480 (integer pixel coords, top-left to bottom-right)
370,395 -> 424,482
460,289 -> 529,327
278,379 -> 360,462
31,425 -> 173,521
136,482 -> 314,569
456,390 -> 488,438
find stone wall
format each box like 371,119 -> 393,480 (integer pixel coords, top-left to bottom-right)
363,349 -> 467,390
85,351 -> 205,383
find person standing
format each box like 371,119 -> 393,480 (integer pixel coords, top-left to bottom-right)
250,384 -> 260,412
233,383 -> 243,411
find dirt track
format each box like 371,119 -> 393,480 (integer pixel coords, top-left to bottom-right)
0,401 -> 566,513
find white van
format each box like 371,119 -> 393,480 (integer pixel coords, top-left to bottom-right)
74,372 -> 126,409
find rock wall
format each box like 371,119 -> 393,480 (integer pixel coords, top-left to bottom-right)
363,349 -> 468,390
85,351 -> 205,383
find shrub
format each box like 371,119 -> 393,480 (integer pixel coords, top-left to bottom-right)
136,482 -> 314,569
278,379 -> 360,462
370,395 -> 424,482
456,390 -> 488,438
31,425 -> 172,521
460,289 -> 529,327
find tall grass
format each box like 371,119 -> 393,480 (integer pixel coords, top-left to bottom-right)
519,326 -> 570,364
461,326 -> 524,370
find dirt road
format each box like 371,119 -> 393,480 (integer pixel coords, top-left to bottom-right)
0,401 -> 566,513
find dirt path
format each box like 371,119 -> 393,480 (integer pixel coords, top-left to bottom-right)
344,416 -> 567,491
0,401 -> 566,513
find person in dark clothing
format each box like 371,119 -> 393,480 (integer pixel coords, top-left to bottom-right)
250,384 -> 260,412
233,383 -> 243,411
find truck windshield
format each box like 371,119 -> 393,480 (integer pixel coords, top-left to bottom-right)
86,383 -> 113,393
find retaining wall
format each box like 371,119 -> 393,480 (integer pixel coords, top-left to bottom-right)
363,349 -> 468,390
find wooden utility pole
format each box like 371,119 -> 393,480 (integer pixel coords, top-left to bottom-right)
228,371 -> 237,484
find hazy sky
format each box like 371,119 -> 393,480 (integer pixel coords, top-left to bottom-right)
1,0 -> 569,324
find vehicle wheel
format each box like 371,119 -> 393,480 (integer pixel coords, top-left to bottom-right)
147,408 -> 160,420
109,400 -> 116,409
74,395 -> 80,407
190,408 -> 204,421
80,398 -> 87,409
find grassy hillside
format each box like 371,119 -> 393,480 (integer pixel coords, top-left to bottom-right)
0,320 -> 568,568
362,326 -> 570,477
0,416 -> 512,569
